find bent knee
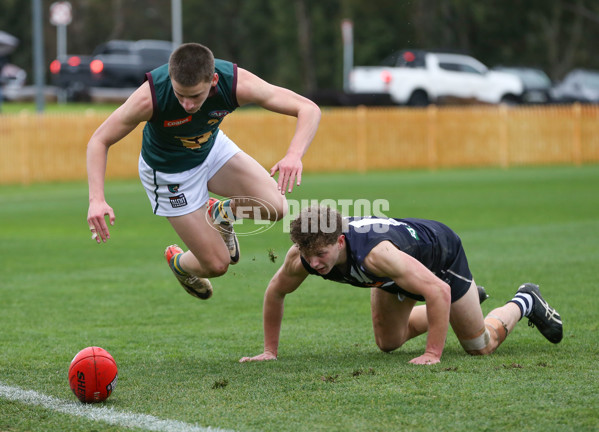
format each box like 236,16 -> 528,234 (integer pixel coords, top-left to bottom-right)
198,258 -> 229,278
460,328 -> 496,356
374,335 -> 405,353
466,345 -> 496,356
376,341 -> 401,353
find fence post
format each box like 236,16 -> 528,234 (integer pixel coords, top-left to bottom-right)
427,105 -> 438,169
20,113 -> 31,185
499,104 -> 509,168
572,103 -> 582,166
356,105 -> 367,173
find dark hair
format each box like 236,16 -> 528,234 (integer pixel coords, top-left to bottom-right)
168,43 -> 215,86
289,206 -> 344,256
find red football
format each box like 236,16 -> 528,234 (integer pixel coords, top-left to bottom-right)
68,346 -> 118,403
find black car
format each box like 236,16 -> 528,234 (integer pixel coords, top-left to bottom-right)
50,39 -> 173,101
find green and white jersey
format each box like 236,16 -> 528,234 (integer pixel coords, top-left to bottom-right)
141,59 -> 239,173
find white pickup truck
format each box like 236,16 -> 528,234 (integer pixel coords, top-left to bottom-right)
348,50 -> 523,106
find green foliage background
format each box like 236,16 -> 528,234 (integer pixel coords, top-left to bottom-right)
3,0 -> 599,92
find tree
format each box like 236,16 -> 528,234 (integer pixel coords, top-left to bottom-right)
3,0 -> 599,93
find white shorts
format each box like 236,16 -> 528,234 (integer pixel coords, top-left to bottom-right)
138,131 -> 242,217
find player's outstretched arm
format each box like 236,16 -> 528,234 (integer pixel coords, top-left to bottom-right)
87,83 -> 153,243
235,67 -> 321,194
240,246 -> 309,362
364,242 -> 451,365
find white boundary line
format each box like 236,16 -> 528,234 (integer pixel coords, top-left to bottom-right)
0,382 -> 235,432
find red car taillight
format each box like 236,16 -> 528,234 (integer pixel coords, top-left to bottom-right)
381,70 -> 392,85
90,59 -> 104,74
49,59 -> 61,74
68,56 -> 81,67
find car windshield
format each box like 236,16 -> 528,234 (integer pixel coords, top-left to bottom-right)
579,71 -> 599,90
517,70 -> 551,87
381,50 -> 425,68
497,68 -> 551,88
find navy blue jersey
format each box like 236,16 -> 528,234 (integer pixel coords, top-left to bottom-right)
300,216 -> 472,302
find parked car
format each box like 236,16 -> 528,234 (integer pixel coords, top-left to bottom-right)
0,62 -> 26,98
49,39 -> 173,101
0,30 -> 25,103
551,69 -> 599,104
492,66 -> 553,104
348,49 -> 523,106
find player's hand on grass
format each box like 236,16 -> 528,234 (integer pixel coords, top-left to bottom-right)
87,200 -> 115,243
239,352 -> 277,363
409,352 -> 441,365
270,154 -> 302,194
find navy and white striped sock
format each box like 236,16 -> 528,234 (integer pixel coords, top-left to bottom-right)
509,293 -> 534,319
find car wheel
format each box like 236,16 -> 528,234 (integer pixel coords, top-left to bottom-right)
408,90 -> 429,107
65,81 -> 91,102
500,94 -> 520,106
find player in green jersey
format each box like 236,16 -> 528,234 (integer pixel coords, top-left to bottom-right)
87,43 -> 321,299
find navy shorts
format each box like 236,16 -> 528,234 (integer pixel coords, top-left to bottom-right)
434,222 -> 473,302
381,220 -> 473,303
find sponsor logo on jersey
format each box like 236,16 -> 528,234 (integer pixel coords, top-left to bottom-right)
169,194 -> 188,208
164,116 -> 192,127
209,110 -> 230,118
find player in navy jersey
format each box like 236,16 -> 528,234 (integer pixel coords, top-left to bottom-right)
86,43 -> 320,299
240,206 -> 562,365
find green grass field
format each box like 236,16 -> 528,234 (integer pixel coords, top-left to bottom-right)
1,166 -> 598,431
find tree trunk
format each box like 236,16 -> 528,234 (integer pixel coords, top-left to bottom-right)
294,0 -> 316,94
